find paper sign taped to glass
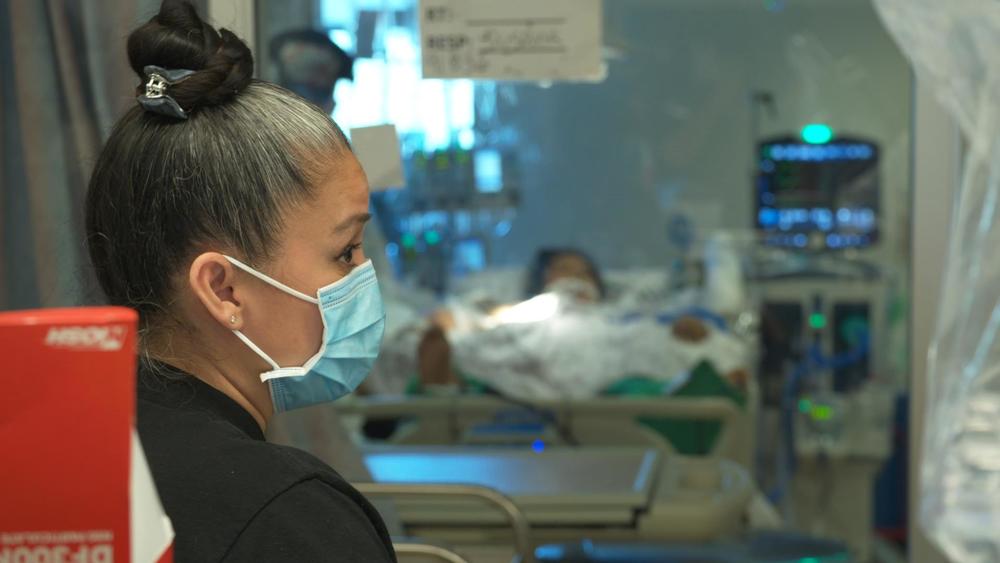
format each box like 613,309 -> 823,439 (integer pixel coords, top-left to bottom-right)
351,124 -> 406,192
0,307 -> 174,563
419,0 -> 604,82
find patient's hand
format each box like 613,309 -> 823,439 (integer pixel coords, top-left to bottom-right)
725,368 -> 750,392
418,326 -> 461,387
672,315 -> 709,343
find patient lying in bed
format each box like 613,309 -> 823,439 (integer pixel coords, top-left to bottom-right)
369,248 -> 751,401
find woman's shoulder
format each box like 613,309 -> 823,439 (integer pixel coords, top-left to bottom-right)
138,393 -> 355,505
136,385 -> 392,561
221,477 -> 397,562
200,442 -> 395,562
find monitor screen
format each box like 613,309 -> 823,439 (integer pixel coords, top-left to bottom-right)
452,237 -> 487,276
755,136 -> 880,250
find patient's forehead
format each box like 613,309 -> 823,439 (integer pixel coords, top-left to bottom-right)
549,254 -> 590,272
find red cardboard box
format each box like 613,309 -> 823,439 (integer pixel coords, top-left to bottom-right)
0,308 -> 173,562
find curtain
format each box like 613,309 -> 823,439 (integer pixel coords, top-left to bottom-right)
875,1 -> 1000,561
0,0 -> 164,310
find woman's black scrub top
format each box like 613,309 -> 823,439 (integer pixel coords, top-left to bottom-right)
135,360 -> 397,563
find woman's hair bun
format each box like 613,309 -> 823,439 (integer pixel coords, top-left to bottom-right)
128,0 -> 253,113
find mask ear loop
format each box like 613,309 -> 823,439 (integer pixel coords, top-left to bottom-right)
223,256 -> 317,381
224,256 -> 319,304
232,328 -> 310,381
232,330 -> 278,371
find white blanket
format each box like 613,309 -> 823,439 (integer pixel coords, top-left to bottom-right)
448,299 -> 749,401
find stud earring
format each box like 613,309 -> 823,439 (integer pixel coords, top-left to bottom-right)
229,315 -> 238,325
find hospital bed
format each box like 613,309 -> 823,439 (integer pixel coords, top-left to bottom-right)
268,397 -> 757,561
268,396 -> 859,563
359,444 -> 753,547
336,393 -> 757,471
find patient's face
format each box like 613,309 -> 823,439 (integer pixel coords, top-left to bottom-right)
544,254 -> 600,302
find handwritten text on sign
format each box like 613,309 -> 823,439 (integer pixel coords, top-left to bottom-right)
420,0 -> 603,81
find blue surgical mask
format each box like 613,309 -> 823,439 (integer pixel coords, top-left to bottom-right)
224,256 -> 385,413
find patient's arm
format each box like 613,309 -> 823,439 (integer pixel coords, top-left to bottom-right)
417,325 -> 462,388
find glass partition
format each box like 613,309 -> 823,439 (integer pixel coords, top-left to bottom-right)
259,0 -> 912,558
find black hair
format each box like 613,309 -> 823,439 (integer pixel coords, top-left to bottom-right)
85,0 -> 352,342
269,29 -> 354,84
524,248 -> 606,299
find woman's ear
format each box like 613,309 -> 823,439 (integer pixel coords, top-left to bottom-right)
189,252 -> 244,330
